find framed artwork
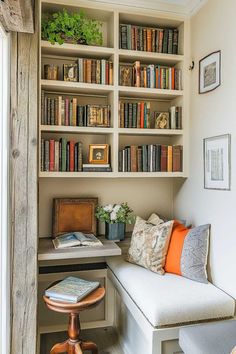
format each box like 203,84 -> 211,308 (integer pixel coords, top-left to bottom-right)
63,64 -> 78,82
154,112 -> 170,129
199,50 -> 221,94
89,144 -> 109,164
204,134 -> 231,190
52,198 -> 98,237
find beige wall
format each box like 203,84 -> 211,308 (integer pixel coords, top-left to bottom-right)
174,0 -> 236,298
39,179 -> 174,237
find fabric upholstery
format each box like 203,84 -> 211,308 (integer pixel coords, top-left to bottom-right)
179,320 -> 236,354
165,221 -> 210,283
107,256 -> 235,327
126,215 -> 174,275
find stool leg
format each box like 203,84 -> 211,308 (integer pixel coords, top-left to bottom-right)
81,341 -> 98,354
50,339 -> 68,354
68,313 -> 80,341
74,343 -> 83,354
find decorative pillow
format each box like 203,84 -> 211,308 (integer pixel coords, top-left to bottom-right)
164,220 -> 210,283
126,215 -> 174,275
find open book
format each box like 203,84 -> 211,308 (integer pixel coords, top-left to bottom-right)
52,232 -> 103,249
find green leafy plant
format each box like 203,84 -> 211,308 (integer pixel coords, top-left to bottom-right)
96,203 -> 134,224
41,9 -> 103,46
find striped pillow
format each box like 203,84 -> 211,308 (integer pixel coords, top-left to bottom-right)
164,220 -> 210,283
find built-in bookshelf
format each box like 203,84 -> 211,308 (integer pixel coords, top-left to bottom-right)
39,0 -> 189,178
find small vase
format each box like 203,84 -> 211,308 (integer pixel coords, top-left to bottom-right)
105,223 -> 125,241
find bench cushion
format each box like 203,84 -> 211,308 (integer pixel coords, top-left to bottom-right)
107,256 -> 235,327
179,320 -> 236,354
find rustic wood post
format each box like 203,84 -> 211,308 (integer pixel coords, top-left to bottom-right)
0,0 -> 34,33
10,5 -> 38,353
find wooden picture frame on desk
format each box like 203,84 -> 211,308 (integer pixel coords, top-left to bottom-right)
52,198 -> 98,237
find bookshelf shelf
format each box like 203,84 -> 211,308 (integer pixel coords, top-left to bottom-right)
118,49 -> 184,65
39,171 -> 185,178
41,80 -> 114,95
41,40 -> 115,58
118,86 -> 184,99
40,125 -> 114,134
118,128 -> 183,136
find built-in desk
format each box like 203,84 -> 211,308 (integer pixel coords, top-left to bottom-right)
38,237 -> 122,262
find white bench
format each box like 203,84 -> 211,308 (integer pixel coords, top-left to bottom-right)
107,256 -> 235,354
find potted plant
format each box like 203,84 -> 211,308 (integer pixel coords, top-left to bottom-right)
41,9 -> 103,46
96,203 -> 134,241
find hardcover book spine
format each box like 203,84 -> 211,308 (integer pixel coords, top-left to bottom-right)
163,29 -> 168,53
41,90 -> 45,125
130,145 -> 137,172
142,145 -> 148,172
78,142 -> 83,172
155,144 -> 161,171
161,145 -> 168,172
69,141 -> 75,172
167,145 -> 173,172
61,138 -> 67,172
41,138 -> 44,171
49,139 -> 55,172
173,145 -> 183,172
54,141 -> 59,172
128,103 -> 133,128
147,29 -> 152,52
173,29 -> 179,54
44,140 -> 50,172
168,29 -> 173,54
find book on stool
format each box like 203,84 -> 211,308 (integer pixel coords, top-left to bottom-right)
45,276 -> 100,303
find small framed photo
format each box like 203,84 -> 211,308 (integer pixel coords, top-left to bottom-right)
154,112 -> 170,129
199,50 -> 221,94
204,134 -> 231,190
63,64 -> 78,82
89,144 -> 109,164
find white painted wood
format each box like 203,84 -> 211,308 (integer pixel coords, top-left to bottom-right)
39,171 -> 186,178
118,86 -> 184,99
41,79 -> 114,94
119,49 -> 184,64
40,125 -> 115,134
38,237 -> 121,261
0,23 -> 10,354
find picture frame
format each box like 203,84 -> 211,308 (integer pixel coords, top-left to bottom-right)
154,112 -> 170,129
63,64 -> 78,82
89,144 -> 109,164
204,134 -> 231,190
52,198 -> 98,237
199,50 -> 221,94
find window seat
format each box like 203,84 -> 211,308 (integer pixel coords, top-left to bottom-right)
107,255 -> 235,354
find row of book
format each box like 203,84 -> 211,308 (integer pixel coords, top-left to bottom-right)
41,92 -> 111,127
119,62 -> 182,90
118,144 -> 182,172
41,138 -> 83,172
119,24 -> 179,54
119,101 -> 182,129
77,58 -> 113,85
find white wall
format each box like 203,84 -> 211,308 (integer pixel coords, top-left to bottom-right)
174,0 -> 236,298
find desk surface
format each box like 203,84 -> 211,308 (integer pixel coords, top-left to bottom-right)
38,237 -> 122,261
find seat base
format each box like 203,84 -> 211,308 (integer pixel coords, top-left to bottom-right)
50,339 -> 98,354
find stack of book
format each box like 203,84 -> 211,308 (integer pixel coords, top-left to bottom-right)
82,164 -> 112,172
41,138 -> 83,172
119,61 -> 182,90
119,101 -> 151,128
118,144 -> 182,172
77,58 -> 113,85
45,276 -> 100,303
119,24 -> 179,54
53,232 -> 103,249
169,106 -> 182,129
41,92 -> 111,127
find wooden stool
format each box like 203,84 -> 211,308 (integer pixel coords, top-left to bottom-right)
43,286 -> 105,354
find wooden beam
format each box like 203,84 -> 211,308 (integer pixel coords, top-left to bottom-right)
10,3 -> 38,353
0,0 -> 34,33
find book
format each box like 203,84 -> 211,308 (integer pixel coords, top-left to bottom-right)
52,232 -> 103,249
45,276 -> 100,303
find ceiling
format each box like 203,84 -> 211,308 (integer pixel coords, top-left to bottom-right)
93,0 -> 207,16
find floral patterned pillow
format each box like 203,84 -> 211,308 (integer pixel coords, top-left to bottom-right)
126,215 -> 174,275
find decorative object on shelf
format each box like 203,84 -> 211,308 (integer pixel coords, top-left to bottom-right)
41,9 -> 103,45
199,50 -> 221,94
96,203 -> 134,241
52,198 -> 98,237
44,64 -> 59,80
154,112 -> 170,129
204,134 -> 230,190
87,105 -> 111,127
82,163 -> 111,172
52,232 -> 102,249
89,144 -> 109,164
63,64 -> 78,82
119,65 -> 132,86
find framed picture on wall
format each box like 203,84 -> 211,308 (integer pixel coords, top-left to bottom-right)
204,134 -> 231,190
199,50 -> 221,94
